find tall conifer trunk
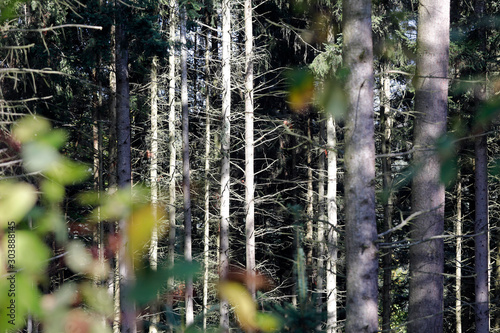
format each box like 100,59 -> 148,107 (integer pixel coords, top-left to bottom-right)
244,0 -> 256,298
180,5 -> 194,325
116,2 -> 136,331
408,0 -> 449,331
342,0 -> 378,331
167,0 -> 177,318
220,0 -> 231,330
148,55 -> 159,333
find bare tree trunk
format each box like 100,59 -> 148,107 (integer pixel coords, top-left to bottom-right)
180,5 -> 194,326
244,0 -> 256,299
455,169 -> 462,333
473,1 -> 489,331
148,55 -> 159,333
342,0 -> 378,331
326,114 -> 337,333
306,116 -> 314,296
408,0 -> 449,331
203,25 -> 212,332
380,63 -> 393,332
167,0 -> 177,319
116,2 -> 136,331
220,0 -> 232,330
317,117 -> 326,326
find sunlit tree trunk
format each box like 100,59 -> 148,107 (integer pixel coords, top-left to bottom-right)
244,0 -> 256,299
326,114 -> 337,333
180,5 -> 194,326
306,116 -> 314,295
148,55 -> 159,333
380,63 -> 393,332
167,0 -> 177,318
342,0 -> 378,331
220,0 -> 231,330
408,0 -> 449,331
203,25 -> 212,332
317,117 -> 326,325
116,2 -> 136,331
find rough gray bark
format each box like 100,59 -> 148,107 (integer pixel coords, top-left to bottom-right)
244,0 -> 256,299
473,1 -> 489,331
408,0 -> 449,331
342,0 -> 378,331
220,0 -> 231,330
180,5 -> 194,326
116,3 -> 136,331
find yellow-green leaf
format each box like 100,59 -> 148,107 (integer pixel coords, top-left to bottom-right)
218,281 -> 257,331
0,182 -> 37,228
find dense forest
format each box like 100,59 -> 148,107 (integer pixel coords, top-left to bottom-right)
0,0 -> 499,332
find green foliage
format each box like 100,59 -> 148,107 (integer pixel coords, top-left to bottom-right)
0,0 -> 28,23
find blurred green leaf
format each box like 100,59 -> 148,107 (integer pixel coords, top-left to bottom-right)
41,180 -> 65,203
81,283 -> 113,317
13,116 -> 52,143
45,158 -> 90,185
474,95 -> 500,129
255,312 -> 282,332
22,141 -> 60,172
6,231 -> 50,278
131,262 -> 199,305
0,0 -> 28,23
440,156 -> 458,185
0,182 -> 37,228
65,241 -> 93,274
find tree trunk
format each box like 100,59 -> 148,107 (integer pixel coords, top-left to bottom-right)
220,0 -> 231,330
317,117 -> 326,326
167,0 -> 177,318
455,169 -> 462,333
203,24 -> 212,332
180,5 -> 194,326
342,0 -> 378,331
326,114 -> 337,333
244,0 -> 256,299
380,62 -> 393,332
148,55 -> 159,333
408,0 -> 449,331
116,2 -> 136,331
473,1 -> 489,331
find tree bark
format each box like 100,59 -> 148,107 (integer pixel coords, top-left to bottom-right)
116,2 -> 136,331
203,24 -> 212,332
244,0 -> 256,299
380,62 -> 393,332
148,55 -> 159,333
167,0 -> 177,318
455,169 -> 462,333
326,114 -> 337,333
473,1 -> 489,331
342,0 -> 378,331
408,0 -> 449,331
220,0 -> 231,330
180,5 -> 194,326
317,117 -> 326,327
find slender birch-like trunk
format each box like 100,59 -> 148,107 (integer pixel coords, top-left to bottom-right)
203,25 -> 212,332
148,55 -> 159,333
180,5 -> 194,326
244,0 -> 256,299
326,114 -> 337,333
220,0 -> 231,330
167,0 -> 177,317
